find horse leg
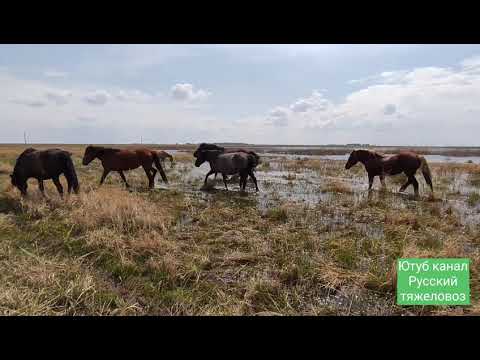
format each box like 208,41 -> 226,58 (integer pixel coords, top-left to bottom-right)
67,177 -> 72,194
142,166 -> 154,189
222,174 -> 228,190
204,169 -> 214,185
52,177 -> 64,198
118,171 -> 130,188
368,173 -> 375,191
150,168 -> 157,180
100,169 -> 110,186
380,174 -> 387,190
399,177 -> 411,193
38,179 -> 45,197
248,169 -> 259,192
410,175 -> 419,197
242,173 -> 248,191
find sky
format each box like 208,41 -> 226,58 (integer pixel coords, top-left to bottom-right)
1,44 -> 480,146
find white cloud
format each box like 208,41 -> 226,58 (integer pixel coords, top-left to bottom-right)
170,83 -> 211,102
84,90 -> 111,105
45,90 -> 72,105
44,70 -> 68,78
115,89 -> 156,103
290,91 -> 330,113
267,107 -> 290,127
77,115 -> 97,123
383,104 -> 396,115
11,98 -> 46,107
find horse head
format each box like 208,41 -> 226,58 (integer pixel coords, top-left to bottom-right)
194,149 -> 222,167
10,172 -> 27,195
82,145 -> 103,165
345,150 -> 359,169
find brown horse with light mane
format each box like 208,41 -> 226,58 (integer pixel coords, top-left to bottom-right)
345,149 -> 433,197
82,146 -> 168,189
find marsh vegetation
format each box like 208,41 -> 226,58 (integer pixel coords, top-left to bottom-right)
0,144 -> 478,315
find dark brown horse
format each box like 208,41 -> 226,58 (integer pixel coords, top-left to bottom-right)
82,146 -> 168,189
10,148 -> 79,197
345,149 -> 433,196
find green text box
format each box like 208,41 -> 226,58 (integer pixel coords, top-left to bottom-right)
397,258 -> 470,306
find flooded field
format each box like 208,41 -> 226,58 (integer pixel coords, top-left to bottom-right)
0,145 -> 479,315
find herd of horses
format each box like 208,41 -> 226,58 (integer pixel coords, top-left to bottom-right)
7,143 -> 434,198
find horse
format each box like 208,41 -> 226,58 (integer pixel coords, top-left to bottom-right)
82,145 -> 168,189
344,149 -> 433,197
194,149 -> 259,192
193,143 -> 260,181
10,148 -> 79,197
157,150 -> 174,168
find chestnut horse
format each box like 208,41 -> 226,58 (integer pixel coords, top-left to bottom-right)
82,146 -> 168,189
345,149 -> 433,196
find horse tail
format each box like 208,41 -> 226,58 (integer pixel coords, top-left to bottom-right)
248,151 -> 260,169
419,156 -> 433,192
64,155 -> 80,194
247,153 -> 259,170
152,152 -> 168,184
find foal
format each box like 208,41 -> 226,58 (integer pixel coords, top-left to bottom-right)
345,149 -> 433,196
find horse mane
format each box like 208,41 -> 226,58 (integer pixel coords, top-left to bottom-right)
13,148 -> 37,169
355,149 -> 384,160
198,143 -> 225,152
18,148 -> 37,158
91,146 -> 121,154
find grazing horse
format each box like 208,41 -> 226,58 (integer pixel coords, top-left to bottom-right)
193,143 -> 260,180
10,148 -> 79,197
82,145 -> 168,189
157,150 -> 174,167
345,149 -> 433,196
195,149 -> 259,191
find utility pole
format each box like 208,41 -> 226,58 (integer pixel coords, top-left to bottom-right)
24,131 -> 27,145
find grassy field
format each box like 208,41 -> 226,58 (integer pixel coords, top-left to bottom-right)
0,144 -> 478,315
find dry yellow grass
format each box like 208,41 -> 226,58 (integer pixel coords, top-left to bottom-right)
0,144 -> 478,315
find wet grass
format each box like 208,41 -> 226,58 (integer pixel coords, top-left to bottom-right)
0,145 -> 478,315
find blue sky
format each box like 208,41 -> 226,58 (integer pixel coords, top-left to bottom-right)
2,44 -> 480,145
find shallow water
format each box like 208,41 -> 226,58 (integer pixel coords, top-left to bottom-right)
262,152 -> 480,164
320,154 -> 480,164
153,154 -> 480,237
